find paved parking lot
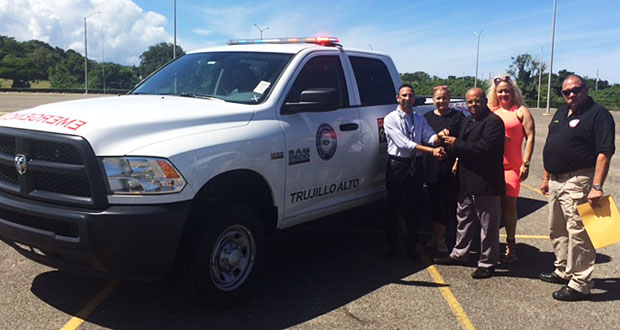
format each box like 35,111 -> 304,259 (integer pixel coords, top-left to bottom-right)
0,93 -> 619,329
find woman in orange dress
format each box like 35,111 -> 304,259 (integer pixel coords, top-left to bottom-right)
487,75 -> 535,263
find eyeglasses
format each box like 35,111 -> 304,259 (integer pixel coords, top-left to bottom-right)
561,87 -> 583,97
433,85 -> 449,90
494,76 -> 511,86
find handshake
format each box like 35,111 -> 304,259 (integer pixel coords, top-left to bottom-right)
431,146 -> 447,159
437,128 -> 456,147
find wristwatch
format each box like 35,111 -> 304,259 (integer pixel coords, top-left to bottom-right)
592,184 -> 603,191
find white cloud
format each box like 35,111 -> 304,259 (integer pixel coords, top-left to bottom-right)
192,28 -> 213,36
0,0 -> 171,65
1,0 -> 618,83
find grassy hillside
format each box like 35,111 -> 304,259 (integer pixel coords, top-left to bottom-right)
1,79 -> 51,88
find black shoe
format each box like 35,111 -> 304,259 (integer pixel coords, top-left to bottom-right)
471,266 -> 494,279
552,286 -> 589,301
434,256 -> 465,266
383,247 -> 397,259
539,272 -> 569,285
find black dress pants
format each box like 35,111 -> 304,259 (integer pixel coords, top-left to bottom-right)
385,157 -> 424,251
427,174 -> 458,226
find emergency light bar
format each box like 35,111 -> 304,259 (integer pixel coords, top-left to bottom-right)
227,37 -> 340,46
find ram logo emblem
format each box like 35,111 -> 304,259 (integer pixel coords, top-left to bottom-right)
14,154 -> 27,175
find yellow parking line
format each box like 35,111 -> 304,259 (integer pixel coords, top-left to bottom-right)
425,264 -> 476,330
522,182 -> 544,196
500,234 -> 549,240
60,280 -> 120,330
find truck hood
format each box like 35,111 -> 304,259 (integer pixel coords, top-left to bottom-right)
0,95 -> 254,155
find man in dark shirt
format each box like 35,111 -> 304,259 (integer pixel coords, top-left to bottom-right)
434,87 -> 505,279
539,74 -> 615,301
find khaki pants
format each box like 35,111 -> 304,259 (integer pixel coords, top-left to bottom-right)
548,168 -> 595,294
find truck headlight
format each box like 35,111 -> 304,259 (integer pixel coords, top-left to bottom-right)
102,157 -> 186,194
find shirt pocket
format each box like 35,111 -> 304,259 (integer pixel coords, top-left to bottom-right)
548,120 -> 561,134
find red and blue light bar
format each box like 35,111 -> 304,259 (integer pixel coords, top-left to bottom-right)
227,37 -> 340,46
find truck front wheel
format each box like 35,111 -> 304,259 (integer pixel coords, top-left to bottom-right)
187,204 -> 265,308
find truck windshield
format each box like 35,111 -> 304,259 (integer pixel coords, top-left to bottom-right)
132,52 -> 293,104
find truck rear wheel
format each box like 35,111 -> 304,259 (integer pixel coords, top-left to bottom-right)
187,204 -> 265,308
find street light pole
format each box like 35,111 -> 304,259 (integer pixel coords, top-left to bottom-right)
254,24 -> 269,39
474,29 -> 484,87
84,11 -> 100,94
101,23 -> 105,94
537,45 -> 543,109
173,0 -> 177,59
545,0 -> 557,115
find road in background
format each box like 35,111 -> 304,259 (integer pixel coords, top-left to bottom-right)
0,92 -> 107,112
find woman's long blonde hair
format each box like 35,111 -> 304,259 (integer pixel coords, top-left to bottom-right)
486,74 -> 526,109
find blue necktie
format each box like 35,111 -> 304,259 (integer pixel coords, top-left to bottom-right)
405,114 -> 416,175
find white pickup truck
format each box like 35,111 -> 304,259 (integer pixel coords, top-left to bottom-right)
0,37 -> 451,307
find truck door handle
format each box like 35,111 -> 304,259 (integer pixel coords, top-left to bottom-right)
339,123 -> 359,131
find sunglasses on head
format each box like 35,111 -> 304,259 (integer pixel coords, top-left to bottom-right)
561,87 -> 583,97
433,85 -> 449,90
494,76 -> 511,86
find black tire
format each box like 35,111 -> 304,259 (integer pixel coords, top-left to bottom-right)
187,203 -> 265,308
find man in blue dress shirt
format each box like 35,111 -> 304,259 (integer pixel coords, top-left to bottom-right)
383,84 -> 446,260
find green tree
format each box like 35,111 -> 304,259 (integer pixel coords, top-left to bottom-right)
401,73 -> 482,98
138,42 -> 184,79
89,62 -> 139,90
591,84 -> 620,111
507,53 -> 545,101
49,50 -> 86,88
24,40 -> 64,81
0,36 -> 23,60
0,54 -> 40,87
401,71 -> 430,83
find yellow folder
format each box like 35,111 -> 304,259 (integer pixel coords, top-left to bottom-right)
577,196 -> 620,249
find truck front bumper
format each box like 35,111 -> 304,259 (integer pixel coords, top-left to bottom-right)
0,190 -> 190,281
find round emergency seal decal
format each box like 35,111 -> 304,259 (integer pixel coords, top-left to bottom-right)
316,123 -> 337,160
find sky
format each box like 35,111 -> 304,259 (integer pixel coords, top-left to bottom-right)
1,0 -> 619,83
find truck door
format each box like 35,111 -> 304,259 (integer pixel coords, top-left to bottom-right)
278,54 -> 362,224
346,55 -> 400,200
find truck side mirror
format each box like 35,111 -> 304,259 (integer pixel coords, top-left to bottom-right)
282,87 -> 338,114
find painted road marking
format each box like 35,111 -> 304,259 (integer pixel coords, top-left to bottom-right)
500,234 -> 549,240
421,234 -> 549,330
423,259 -> 476,330
522,182 -> 544,196
60,280 -> 120,330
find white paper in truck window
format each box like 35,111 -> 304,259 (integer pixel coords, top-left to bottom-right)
253,81 -> 271,94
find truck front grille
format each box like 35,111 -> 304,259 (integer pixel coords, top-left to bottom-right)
0,127 -> 107,208
0,136 -> 15,155
0,163 -> 18,184
33,171 -> 92,197
32,141 -> 83,165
